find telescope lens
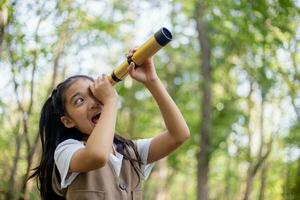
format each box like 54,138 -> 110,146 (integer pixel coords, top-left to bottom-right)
154,27 -> 172,46
161,27 -> 172,41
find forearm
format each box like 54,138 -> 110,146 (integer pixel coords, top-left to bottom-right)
145,79 -> 190,142
85,100 -> 118,159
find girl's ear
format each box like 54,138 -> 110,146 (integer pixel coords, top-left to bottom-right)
60,116 -> 75,128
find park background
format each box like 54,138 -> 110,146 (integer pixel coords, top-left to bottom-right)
0,0 -> 299,199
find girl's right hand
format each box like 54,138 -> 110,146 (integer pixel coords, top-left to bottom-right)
89,75 -> 118,104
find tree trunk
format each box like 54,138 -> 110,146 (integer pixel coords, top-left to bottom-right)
258,163 -> 268,200
19,134 -> 40,200
194,1 -> 212,200
5,54 -> 28,200
243,84 -> 273,200
243,174 -> 254,200
244,94 -> 266,200
5,123 -> 22,200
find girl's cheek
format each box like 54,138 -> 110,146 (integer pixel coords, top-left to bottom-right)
79,105 -> 88,114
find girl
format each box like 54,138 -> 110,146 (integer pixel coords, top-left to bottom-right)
29,49 -> 190,200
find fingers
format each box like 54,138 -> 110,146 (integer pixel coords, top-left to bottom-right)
89,83 -> 95,93
96,74 -> 107,82
125,48 -> 138,59
127,62 -> 136,75
90,74 -> 109,91
129,48 -> 137,55
125,48 -> 137,73
89,74 -> 117,103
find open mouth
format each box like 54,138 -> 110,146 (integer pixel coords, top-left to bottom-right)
91,113 -> 101,124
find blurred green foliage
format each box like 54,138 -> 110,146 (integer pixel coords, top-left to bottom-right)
0,0 -> 299,199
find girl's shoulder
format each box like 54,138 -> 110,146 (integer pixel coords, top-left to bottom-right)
133,138 -> 152,152
57,139 -> 85,148
54,139 -> 85,161
132,138 -> 153,162
54,139 -> 85,189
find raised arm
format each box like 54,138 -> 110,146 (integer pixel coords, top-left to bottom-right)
144,78 -> 190,163
127,49 -> 190,164
68,76 -> 118,172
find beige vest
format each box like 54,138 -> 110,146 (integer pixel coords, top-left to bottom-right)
52,146 -> 143,200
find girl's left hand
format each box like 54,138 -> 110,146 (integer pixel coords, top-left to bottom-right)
127,48 -> 158,85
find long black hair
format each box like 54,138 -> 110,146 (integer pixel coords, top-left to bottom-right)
28,75 -> 142,200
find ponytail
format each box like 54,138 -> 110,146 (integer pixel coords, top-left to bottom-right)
28,97 -> 66,199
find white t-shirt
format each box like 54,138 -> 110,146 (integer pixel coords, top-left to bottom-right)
54,138 -> 155,189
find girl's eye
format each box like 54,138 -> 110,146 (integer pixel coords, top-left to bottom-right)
74,98 -> 84,105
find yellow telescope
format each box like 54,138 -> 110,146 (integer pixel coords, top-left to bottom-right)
108,27 -> 172,85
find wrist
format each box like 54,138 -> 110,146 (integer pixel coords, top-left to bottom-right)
144,77 -> 162,90
103,97 -> 118,106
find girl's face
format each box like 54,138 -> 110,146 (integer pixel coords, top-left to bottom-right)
60,78 -> 103,135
